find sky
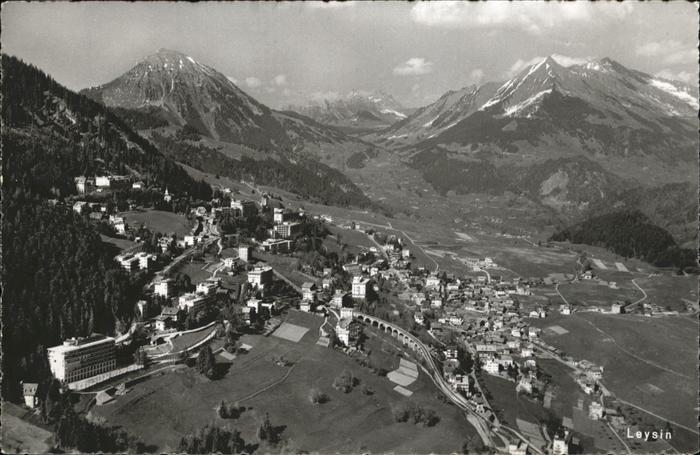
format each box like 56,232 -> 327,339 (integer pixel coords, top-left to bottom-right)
2,1 -> 698,108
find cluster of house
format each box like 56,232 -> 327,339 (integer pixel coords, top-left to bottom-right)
400,270 -> 532,328
572,360 -> 605,395
295,271 -> 366,347
441,348 -> 471,392
72,200 -> 112,216
74,174 -> 133,194
151,276 -> 226,331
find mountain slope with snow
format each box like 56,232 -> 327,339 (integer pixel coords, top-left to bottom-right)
380,56 -> 698,242
82,49 -> 367,152
286,90 -> 412,131
82,49 -> 295,148
378,82 -> 501,145
405,56 -> 697,184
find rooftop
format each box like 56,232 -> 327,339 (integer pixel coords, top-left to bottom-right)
48,334 -> 115,353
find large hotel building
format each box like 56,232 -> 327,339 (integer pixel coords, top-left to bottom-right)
47,335 -> 116,383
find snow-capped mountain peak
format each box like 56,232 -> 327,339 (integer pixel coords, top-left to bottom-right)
287,89 -> 410,129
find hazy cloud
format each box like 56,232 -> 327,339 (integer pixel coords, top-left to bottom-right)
468,68 -> 484,84
272,74 -> 288,86
506,56 -> 544,78
306,1 -> 357,9
227,76 -> 239,85
245,76 -> 262,88
655,69 -> 694,84
393,57 -> 434,76
310,91 -> 341,102
636,40 -> 697,65
411,1 -> 633,34
550,54 -> 591,67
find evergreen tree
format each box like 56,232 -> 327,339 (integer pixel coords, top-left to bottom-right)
196,345 -> 215,378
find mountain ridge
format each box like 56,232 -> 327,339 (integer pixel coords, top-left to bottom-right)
285,89 -> 412,131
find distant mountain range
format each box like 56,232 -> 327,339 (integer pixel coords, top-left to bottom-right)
382,56 -> 697,166
81,49 -> 381,210
80,50 -> 698,244
375,56 -> 698,244
286,90 -> 412,131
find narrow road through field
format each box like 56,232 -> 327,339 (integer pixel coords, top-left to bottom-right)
606,421 -> 632,454
555,282 -> 570,306
629,278 -> 648,305
235,364 -> 296,403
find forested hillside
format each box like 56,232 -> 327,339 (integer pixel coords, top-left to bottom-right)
550,210 -> 696,269
1,192 -> 141,400
0,55 -> 208,400
150,131 -> 387,213
1,54 -> 211,199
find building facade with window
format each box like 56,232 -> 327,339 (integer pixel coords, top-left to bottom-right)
47,335 -> 116,383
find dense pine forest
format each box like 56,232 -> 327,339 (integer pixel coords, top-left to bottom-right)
1,192 -> 141,400
550,210 -> 696,269
0,55 -> 212,400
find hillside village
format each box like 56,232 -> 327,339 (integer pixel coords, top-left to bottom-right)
3,4 -> 698,454
20,171 -> 672,455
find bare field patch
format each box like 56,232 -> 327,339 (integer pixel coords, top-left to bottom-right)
546,325 -> 569,335
272,322 -> 310,343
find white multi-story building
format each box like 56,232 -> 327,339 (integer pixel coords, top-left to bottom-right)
339,306 -> 355,320
248,266 -> 273,288
95,175 -> 130,189
273,208 -> 285,224
178,292 -> 211,313
238,246 -> 252,262
154,278 -> 174,298
47,335 -> 116,383
331,290 -> 351,309
74,176 -> 94,194
336,318 -> 360,346
260,239 -> 291,254
274,222 -> 301,239
299,300 -> 312,312
137,252 -> 155,271
589,401 -> 604,420
351,276 -> 370,299
552,431 -> 570,455
483,358 -> 500,375
508,441 -> 528,455
196,278 -> 220,296
230,199 -> 257,218
301,282 -> 317,302
116,254 -> 140,273
425,275 -> 441,288
95,176 -> 112,188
